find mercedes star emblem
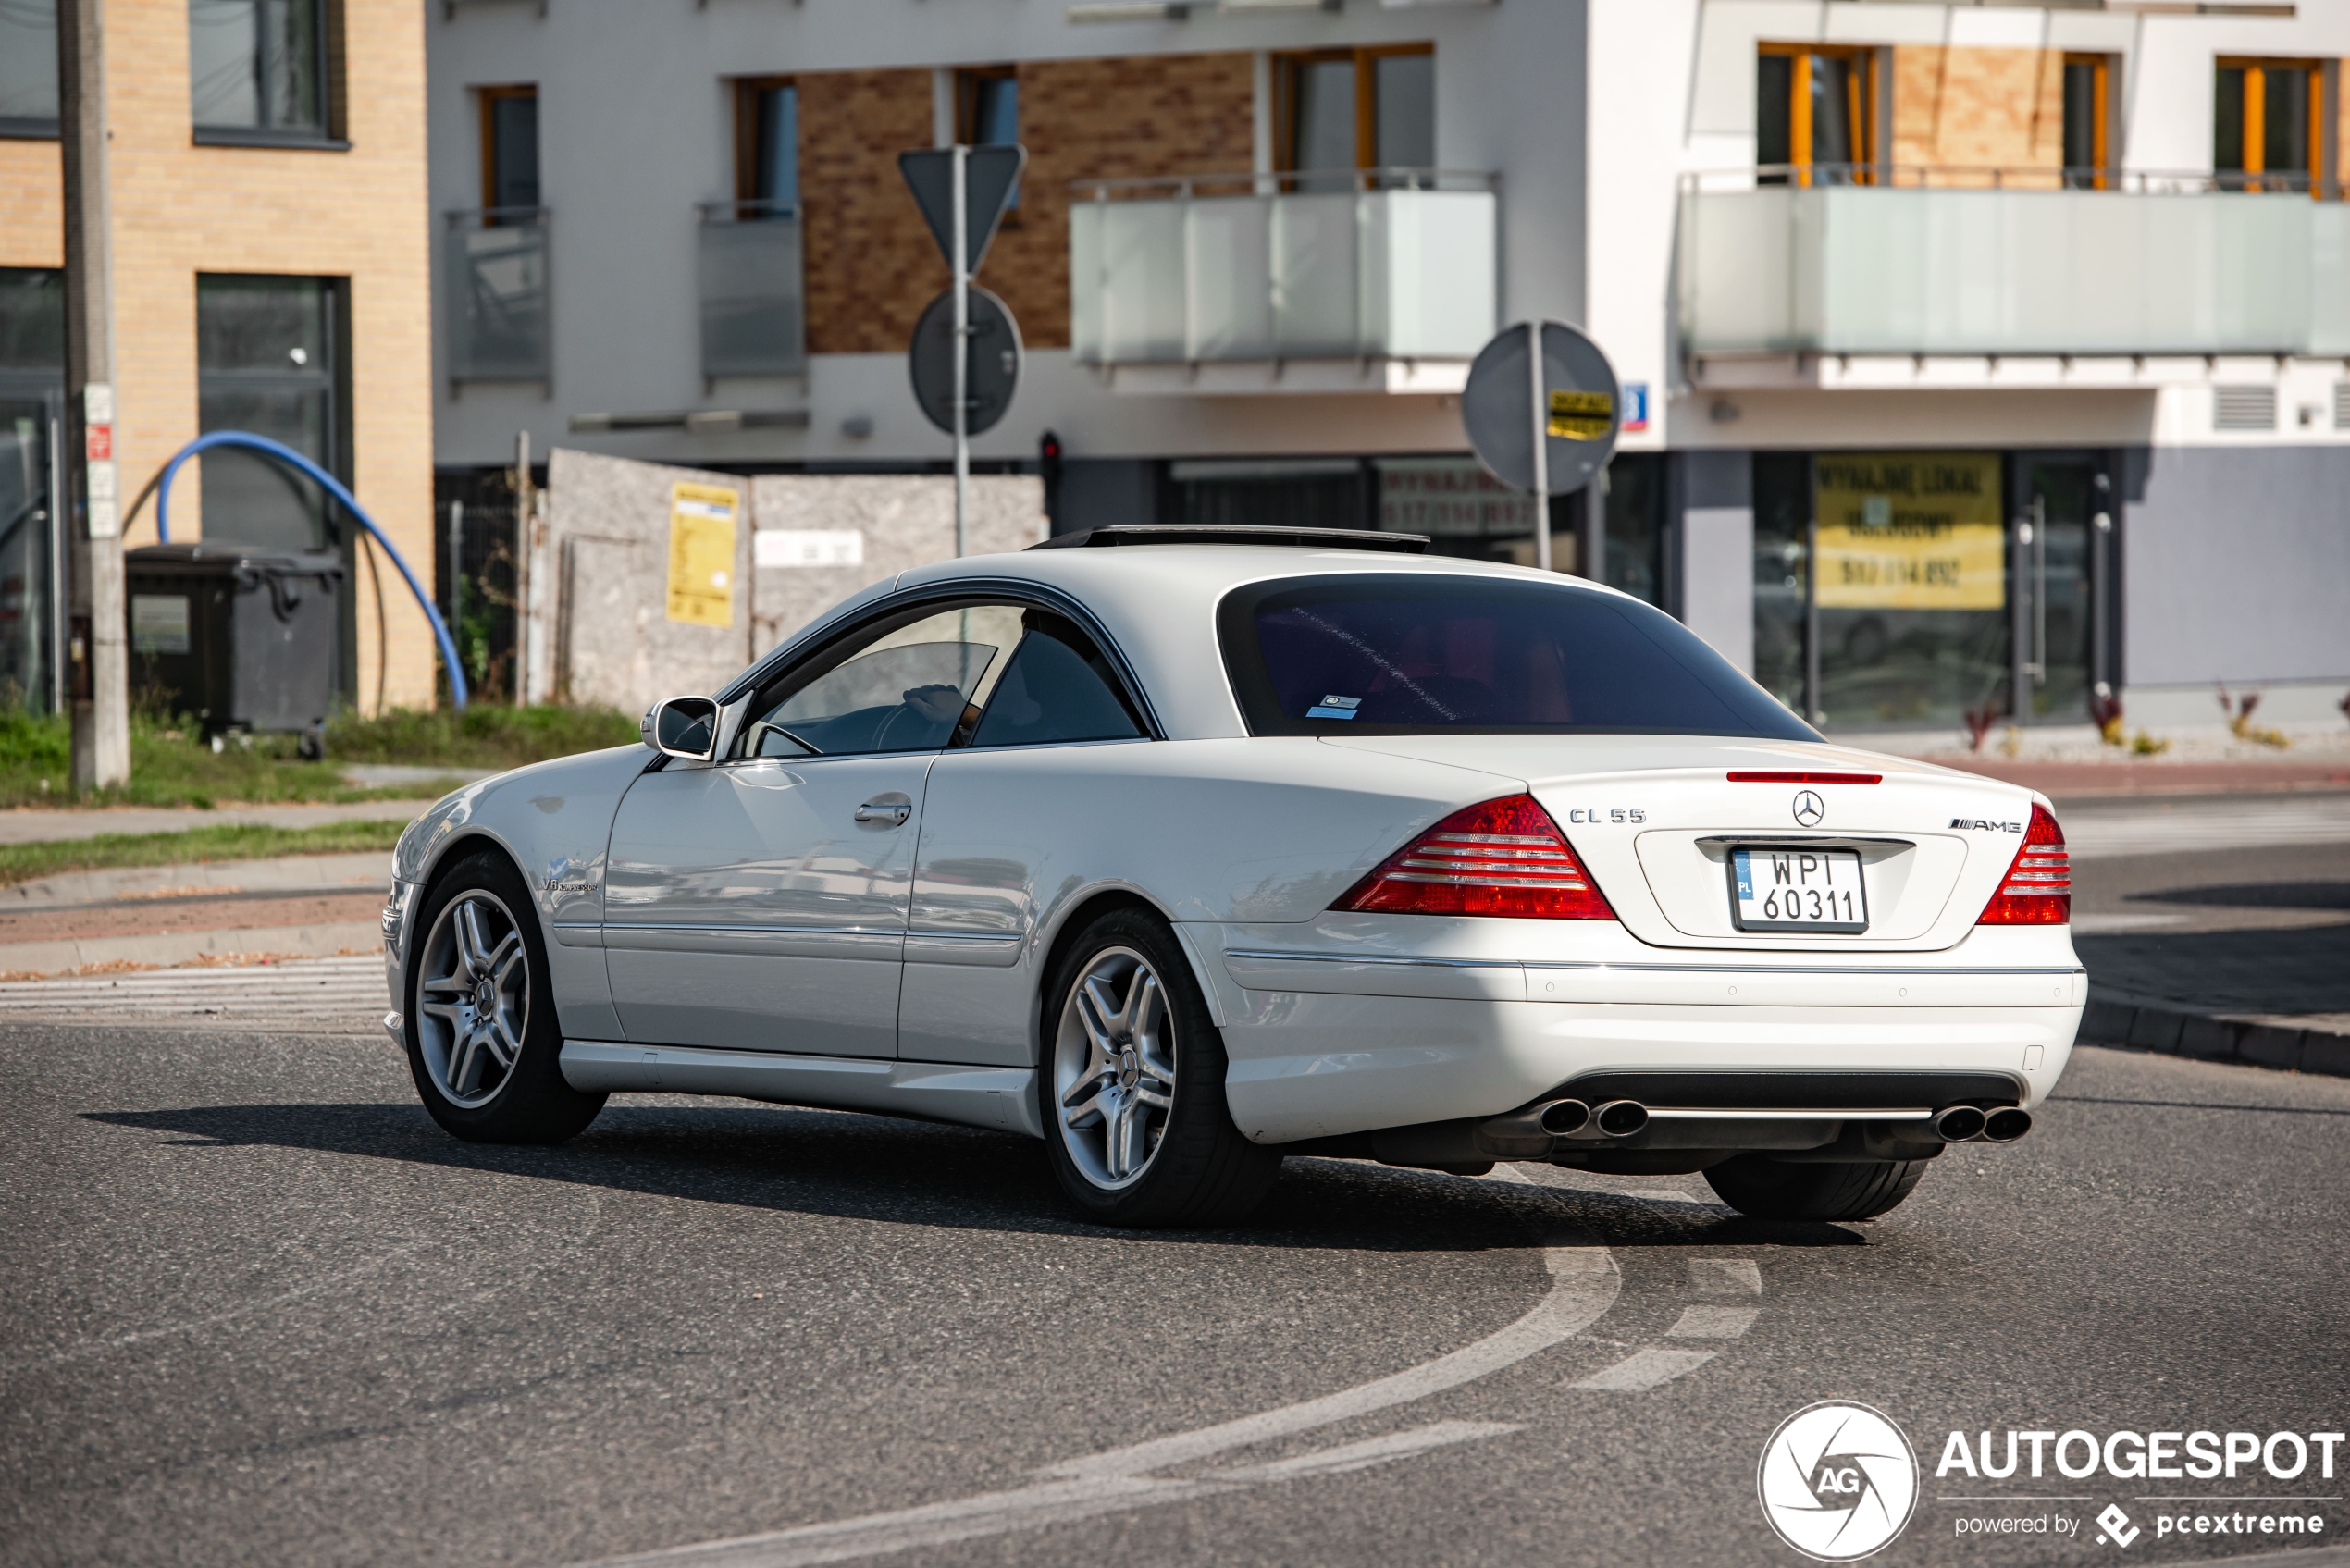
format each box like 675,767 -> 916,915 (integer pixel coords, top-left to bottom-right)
1792,790 -> 1825,827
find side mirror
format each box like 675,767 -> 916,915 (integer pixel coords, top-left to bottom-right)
642,696 -> 719,761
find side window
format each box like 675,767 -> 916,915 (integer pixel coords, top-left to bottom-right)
740,603 -> 1026,759
967,612 -> 1144,749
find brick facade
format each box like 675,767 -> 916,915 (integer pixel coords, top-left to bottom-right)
0,0 -> 436,712
1892,46 -> 2066,183
799,69 -> 942,357
981,52 -> 1256,350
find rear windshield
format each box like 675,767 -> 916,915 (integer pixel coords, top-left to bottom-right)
1218,574 -> 1818,740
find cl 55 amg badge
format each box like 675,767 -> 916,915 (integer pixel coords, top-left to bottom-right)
1950,818 -> 2024,833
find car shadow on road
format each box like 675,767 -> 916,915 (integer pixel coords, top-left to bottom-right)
81,1099 -> 1865,1253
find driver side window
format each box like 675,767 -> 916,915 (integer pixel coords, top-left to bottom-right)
739,603 -> 1027,759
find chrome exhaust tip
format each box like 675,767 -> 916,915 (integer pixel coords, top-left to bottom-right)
1591,1098 -> 1649,1139
1932,1105 -> 1988,1143
1536,1098 -> 1590,1137
1980,1106 -> 2033,1143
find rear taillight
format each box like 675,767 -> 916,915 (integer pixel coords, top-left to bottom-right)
1334,795 -> 1615,920
1976,803 -> 2070,925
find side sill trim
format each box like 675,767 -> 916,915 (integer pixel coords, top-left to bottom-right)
1227,948 -> 2084,980
559,1040 -> 1041,1140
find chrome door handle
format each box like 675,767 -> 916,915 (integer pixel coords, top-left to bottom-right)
854,800 -> 912,826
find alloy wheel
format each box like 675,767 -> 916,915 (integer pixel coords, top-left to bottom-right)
415,890 -> 531,1110
1052,945 -> 1177,1191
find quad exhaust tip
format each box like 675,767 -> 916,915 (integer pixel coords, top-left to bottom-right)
1593,1098 -> 1649,1138
1536,1098 -> 1590,1137
1932,1105 -> 1987,1142
1980,1106 -> 2033,1143
1535,1097 -> 1648,1142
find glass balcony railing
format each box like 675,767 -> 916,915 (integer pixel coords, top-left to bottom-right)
697,201 -> 806,380
443,207 -> 550,383
1678,167 -> 2350,359
1070,170 -> 1497,367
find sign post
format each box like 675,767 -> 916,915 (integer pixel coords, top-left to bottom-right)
1460,320 -> 1621,576
898,144 -> 1026,556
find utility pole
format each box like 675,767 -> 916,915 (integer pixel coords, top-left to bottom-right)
59,0 -> 127,790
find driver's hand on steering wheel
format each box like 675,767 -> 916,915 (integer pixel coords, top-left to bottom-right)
902,684 -> 965,722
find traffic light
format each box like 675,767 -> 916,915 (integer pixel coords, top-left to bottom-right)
1038,429 -> 1064,523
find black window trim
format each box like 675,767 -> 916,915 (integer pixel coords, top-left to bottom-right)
1217,571 -> 1823,741
718,579 -> 1163,762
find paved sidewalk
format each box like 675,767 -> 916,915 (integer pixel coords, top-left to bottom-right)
0,953 -> 388,1033
0,799 -> 427,846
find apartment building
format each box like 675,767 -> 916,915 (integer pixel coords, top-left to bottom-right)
428,0 -> 2350,737
0,0 -> 436,714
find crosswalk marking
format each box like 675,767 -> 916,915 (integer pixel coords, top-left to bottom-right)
0,954 -> 388,1033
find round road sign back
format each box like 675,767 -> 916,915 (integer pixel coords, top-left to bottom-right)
909,285 -> 1022,437
1460,320 -> 1621,496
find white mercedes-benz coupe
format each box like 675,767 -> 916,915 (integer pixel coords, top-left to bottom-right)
384,526 -> 2081,1227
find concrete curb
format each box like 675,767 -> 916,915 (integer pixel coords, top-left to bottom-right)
0,920 -> 383,978
2079,994 -> 2350,1080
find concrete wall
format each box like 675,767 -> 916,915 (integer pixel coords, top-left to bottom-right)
2119,444 -> 2350,692
1,0 -> 438,711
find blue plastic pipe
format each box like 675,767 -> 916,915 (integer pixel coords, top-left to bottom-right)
152,430 -> 468,709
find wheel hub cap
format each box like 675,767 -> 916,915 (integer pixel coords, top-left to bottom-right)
1052,948 -> 1177,1191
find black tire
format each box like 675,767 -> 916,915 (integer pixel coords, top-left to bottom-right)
1703,1154 -> 1928,1222
404,850 -> 605,1144
1037,907 -> 1281,1228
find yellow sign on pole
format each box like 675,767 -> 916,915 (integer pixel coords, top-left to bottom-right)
1546,389 -> 1614,440
666,482 -> 738,628
1813,452 -> 2005,611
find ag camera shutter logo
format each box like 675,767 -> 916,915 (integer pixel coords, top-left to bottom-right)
1759,1401 -> 1921,1561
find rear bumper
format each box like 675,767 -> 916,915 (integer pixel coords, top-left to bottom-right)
1194,920 -> 2084,1144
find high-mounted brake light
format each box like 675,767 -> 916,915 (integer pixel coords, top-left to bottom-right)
1335,795 -> 1615,920
1975,803 -> 2070,925
1725,771 -> 1883,784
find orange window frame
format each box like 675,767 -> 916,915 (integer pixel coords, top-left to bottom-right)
476,84 -> 537,222
1274,43 -> 1434,174
2217,56 -> 2325,192
1759,43 -> 1881,186
733,75 -> 796,204
2064,53 -> 2111,187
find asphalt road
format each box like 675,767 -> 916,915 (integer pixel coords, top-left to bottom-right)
6,1019 -> 2347,1568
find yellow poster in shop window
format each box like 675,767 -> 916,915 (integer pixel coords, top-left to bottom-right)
666,482 -> 738,628
1812,452 -> 2005,611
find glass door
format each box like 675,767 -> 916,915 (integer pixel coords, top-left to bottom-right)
2014,457 -> 2102,723
0,391 -> 58,712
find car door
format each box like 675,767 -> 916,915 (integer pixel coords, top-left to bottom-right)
898,608 -> 1154,1067
603,599 -> 1031,1056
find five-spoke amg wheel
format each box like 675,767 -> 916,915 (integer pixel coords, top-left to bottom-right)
1041,908 -> 1280,1227
404,852 -> 604,1143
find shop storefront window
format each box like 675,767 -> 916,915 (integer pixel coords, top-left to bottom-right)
1751,453 -> 1809,715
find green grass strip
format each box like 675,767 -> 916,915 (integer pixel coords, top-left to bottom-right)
0,819 -> 411,888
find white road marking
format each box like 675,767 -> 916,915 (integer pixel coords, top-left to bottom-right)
1207,1420 -> 1523,1484
1665,1305 -> 1760,1340
0,954 -> 386,1033
1688,1258 -> 1763,1297
1570,1347 -> 1721,1391
1048,1246 -> 1617,1481
573,1247 -> 1620,1568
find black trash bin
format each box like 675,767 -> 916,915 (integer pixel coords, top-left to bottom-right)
125,542 -> 344,758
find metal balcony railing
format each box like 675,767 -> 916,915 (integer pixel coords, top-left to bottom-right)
443,207 -> 550,384
1677,167 -> 2350,359
1069,168 -> 1498,367
697,200 -> 806,381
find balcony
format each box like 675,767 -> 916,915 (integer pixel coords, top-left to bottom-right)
698,201 -> 806,382
1069,170 -> 1497,395
443,207 -> 550,386
1677,168 -> 2350,384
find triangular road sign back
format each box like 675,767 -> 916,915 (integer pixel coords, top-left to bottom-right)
898,145 -> 1028,276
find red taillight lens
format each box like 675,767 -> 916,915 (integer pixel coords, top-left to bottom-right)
1976,803 -> 2071,925
1334,795 -> 1615,920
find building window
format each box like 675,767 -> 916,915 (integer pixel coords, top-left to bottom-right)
1275,45 -> 1435,187
954,66 -> 1020,207
1757,44 -> 1878,186
2215,58 -> 2322,191
0,0 -> 59,137
479,84 -> 539,216
0,270 -> 64,375
734,77 -> 798,215
189,0 -> 335,143
196,275 -> 345,554
2061,54 -> 2113,189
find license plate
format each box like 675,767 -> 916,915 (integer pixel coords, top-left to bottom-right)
1729,847 -> 1868,933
